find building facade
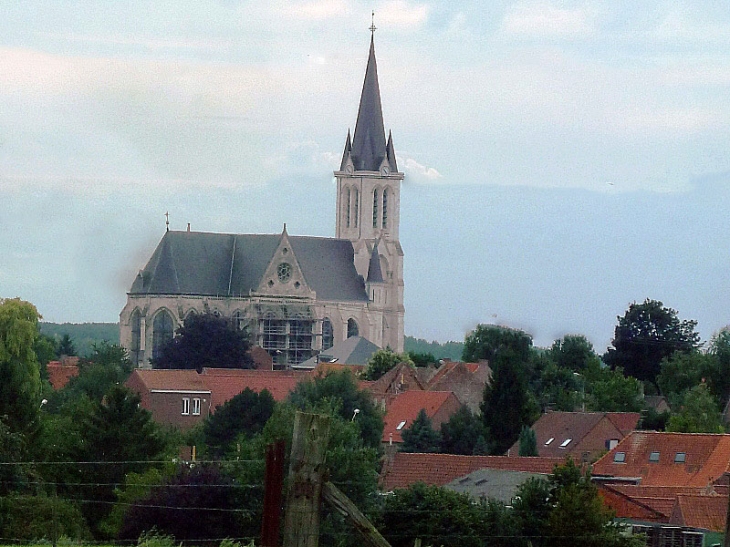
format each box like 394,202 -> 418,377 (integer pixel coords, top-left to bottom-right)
119,35 -> 405,368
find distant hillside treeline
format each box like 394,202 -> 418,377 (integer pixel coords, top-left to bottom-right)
39,322 -> 119,357
404,336 -> 464,361
39,323 -> 464,361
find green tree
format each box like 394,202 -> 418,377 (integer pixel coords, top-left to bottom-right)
203,388 -> 276,457
518,425 -> 538,456
657,351 -> 709,407
407,351 -> 436,367
288,370 -> 383,448
586,367 -> 643,412
56,333 -> 77,357
603,299 -> 700,386
706,327 -> 730,408
481,350 -> 539,455
535,362 -> 581,412
152,312 -> 253,371
0,298 -> 43,434
401,409 -> 442,453
440,405 -> 486,455
463,324 -> 533,364
74,385 -> 168,537
363,348 -> 413,381
667,383 -> 725,433
549,335 -> 601,374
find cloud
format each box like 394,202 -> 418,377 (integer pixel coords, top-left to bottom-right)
500,1 -> 595,39
399,154 -> 442,182
283,0 -> 351,21
377,0 -> 430,30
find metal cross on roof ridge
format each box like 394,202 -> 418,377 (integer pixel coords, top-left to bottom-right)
370,10 -> 376,36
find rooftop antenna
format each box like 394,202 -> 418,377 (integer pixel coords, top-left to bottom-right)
370,10 -> 376,36
165,211 -> 170,232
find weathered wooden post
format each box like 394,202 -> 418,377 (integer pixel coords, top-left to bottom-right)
261,440 -> 286,547
283,412 -> 331,547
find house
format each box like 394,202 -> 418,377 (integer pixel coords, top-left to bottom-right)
298,335 -> 380,369
380,452 -> 566,491
592,431 -> 730,487
669,494 -> 727,533
46,356 -> 80,389
120,34 -> 405,369
125,367 -> 310,430
423,360 -> 491,414
381,390 -> 462,445
507,411 -> 640,462
444,468 -> 546,504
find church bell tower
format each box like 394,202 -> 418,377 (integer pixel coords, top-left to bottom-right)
335,32 -> 405,352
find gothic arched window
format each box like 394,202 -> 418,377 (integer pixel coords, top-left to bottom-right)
353,189 -> 359,228
345,188 -> 351,228
130,310 -> 141,363
372,189 -> 379,228
322,318 -> 334,350
347,318 -> 359,339
382,188 -> 388,228
152,310 -> 174,361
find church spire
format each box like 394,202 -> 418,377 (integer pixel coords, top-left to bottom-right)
349,35 -> 388,172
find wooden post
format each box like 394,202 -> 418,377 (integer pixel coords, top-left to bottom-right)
283,412 -> 331,547
322,481 -> 392,547
261,440 -> 286,547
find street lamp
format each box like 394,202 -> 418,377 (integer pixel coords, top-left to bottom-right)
351,408 -> 360,421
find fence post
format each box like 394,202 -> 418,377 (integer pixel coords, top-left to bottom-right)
282,412 -> 331,547
261,440 -> 286,547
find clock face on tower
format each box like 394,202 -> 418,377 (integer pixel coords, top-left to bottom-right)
277,263 -> 292,283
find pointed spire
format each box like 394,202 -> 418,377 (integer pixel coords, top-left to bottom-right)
350,35 -> 387,172
386,130 -> 398,172
340,129 -> 352,171
366,241 -> 384,283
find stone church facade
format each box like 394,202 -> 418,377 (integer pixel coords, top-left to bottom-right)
119,35 -> 405,369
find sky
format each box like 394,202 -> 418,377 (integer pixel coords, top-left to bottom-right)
2,1 -> 729,352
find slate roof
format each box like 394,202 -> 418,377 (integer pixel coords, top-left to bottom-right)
592,431 -> 730,487
380,452 -> 566,491
129,231 -> 368,302
298,336 -> 380,368
366,242 -> 384,283
445,468 -> 546,503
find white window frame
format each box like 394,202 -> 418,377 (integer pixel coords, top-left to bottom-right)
182,397 -> 190,415
192,398 -> 201,416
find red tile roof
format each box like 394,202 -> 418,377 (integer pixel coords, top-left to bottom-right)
46,362 -> 79,390
382,390 -> 459,443
670,494 -> 727,532
605,412 -> 642,436
593,431 -> 730,487
596,484 -> 668,521
380,452 -> 566,491
200,368 -> 310,409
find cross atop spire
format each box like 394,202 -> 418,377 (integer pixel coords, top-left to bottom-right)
370,11 -> 377,36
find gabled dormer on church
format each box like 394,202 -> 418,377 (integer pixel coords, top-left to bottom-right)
255,225 -> 314,299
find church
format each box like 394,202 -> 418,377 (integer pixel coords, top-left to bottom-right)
119,34 -> 405,369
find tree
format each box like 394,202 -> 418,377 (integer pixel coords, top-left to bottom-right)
481,350 -> 539,455
586,367 -> 643,413
440,406 -> 486,455
74,385 -> 168,537
401,409 -> 441,453
706,327 -> 730,408
203,388 -> 276,457
408,351 -> 436,367
0,298 -> 43,434
534,362 -> 581,412
549,335 -> 601,374
56,333 -> 77,357
657,351 -> 710,407
152,312 -> 253,371
518,426 -> 538,456
463,324 -> 533,364
288,370 -> 383,448
666,383 -> 725,433
363,348 -> 413,381
603,299 -> 700,386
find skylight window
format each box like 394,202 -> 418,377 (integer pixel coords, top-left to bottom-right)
649,451 -> 660,463
613,452 -> 626,463
545,437 -> 554,446
675,452 -> 686,463
396,420 -> 407,430
559,438 -> 572,448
